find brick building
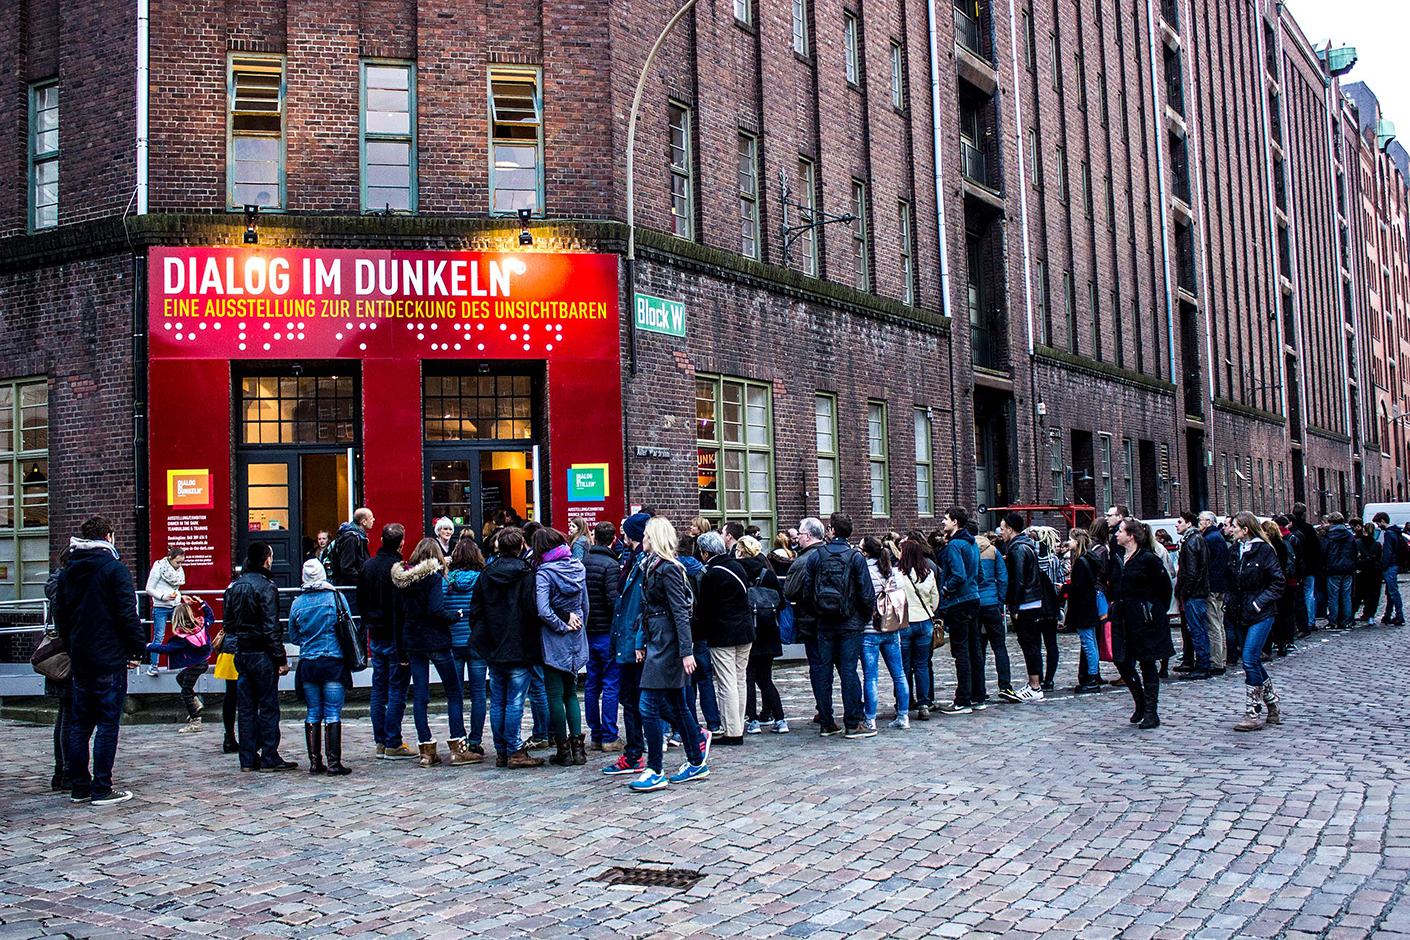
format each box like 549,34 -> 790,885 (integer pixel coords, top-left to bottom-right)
0,0 -> 1405,601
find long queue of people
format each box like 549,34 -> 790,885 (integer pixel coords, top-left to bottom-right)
45,497 -> 1403,803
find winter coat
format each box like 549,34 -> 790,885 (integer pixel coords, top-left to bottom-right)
146,599 -> 214,670
976,544 -> 1007,610
938,529 -> 981,609
787,538 -> 877,633
694,554 -> 754,648
1109,547 -> 1175,663
222,568 -> 285,665
1380,525 -> 1405,571
1004,533 -> 1044,613
783,542 -> 822,639
638,556 -> 695,690
53,543 -> 148,677
1175,529 -> 1209,601
1321,524 -> 1358,575
1357,532 -> 1382,575
331,521 -> 370,586
583,545 -> 621,635
768,551 -> 795,579
1203,527 -> 1230,593
287,587 -> 347,662
145,558 -> 185,609
468,556 -> 542,667
356,546 -> 402,645
898,565 -> 940,622
1230,538 -> 1285,625
1065,551 -> 1102,632
1290,519 -> 1322,575
611,553 -> 649,664
392,559 -> 458,658
738,554 -> 784,657
443,569 -> 480,649
536,548 -> 590,673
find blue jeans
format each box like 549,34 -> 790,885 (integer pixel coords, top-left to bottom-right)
1303,579 -> 1316,628
618,661 -> 645,763
862,632 -> 909,722
1182,598 -> 1210,669
410,650 -> 466,744
68,669 -> 127,799
1326,574 -> 1354,627
451,646 -> 488,747
1077,627 -> 1100,680
369,639 -> 409,749
811,630 -> 864,729
305,680 -> 346,724
585,633 -> 621,742
151,607 -> 171,666
1384,567 -> 1405,622
529,667 -> 549,740
899,620 -> 934,709
687,640 -> 722,731
640,686 -> 704,775
488,665 -> 532,755
1242,616 -> 1275,686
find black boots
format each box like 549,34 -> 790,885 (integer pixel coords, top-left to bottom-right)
570,734 -> 588,766
223,731 -> 239,754
305,723 -> 326,775
325,723 -> 351,775
1138,676 -> 1160,729
548,736 -> 573,766
1128,677 -> 1146,724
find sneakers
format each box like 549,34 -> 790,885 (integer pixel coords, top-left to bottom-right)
1015,686 -> 1044,703
526,737 -> 552,751
146,665 -> 159,678
863,718 -> 878,733
998,687 -> 1022,703
90,791 -> 134,806
178,717 -> 203,734
970,700 -> 989,711
772,719 -> 790,734
603,755 -> 646,776
889,716 -> 911,730
698,729 -> 713,764
665,734 -> 682,749
745,720 -> 763,735
628,770 -> 670,792
843,725 -> 876,738
819,723 -> 844,736
936,703 -> 972,715
382,743 -> 417,760
670,761 -> 710,784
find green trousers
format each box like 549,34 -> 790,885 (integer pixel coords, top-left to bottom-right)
543,666 -> 582,738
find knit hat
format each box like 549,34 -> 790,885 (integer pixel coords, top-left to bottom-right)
302,558 -> 328,586
622,512 -> 651,542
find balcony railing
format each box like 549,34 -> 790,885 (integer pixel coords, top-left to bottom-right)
1162,0 -> 1179,29
953,4 -> 984,60
972,324 -> 1002,370
961,137 -> 989,188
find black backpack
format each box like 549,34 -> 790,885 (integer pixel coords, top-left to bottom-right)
1393,526 -> 1410,569
747,568 -> 780,633
813,545 -> 856,619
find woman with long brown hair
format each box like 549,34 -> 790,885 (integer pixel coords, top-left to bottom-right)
1110,518 -> 1174,729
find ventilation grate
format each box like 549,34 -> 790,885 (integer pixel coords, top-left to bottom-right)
593,866 -> 705,890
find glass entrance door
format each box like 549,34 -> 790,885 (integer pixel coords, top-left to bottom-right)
238,450 -> 351,588
426,448 -> 536,547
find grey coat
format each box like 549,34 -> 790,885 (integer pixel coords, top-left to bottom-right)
536,555 -> 590,673
638,556 -> 694,689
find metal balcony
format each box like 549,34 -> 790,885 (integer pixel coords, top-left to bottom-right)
953,4 -> 984,60
961,138 -> 989,188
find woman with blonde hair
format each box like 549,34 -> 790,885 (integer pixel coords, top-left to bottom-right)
769,533 -> 797,578
629,516 -> 710,791
1025,525 -> 1064,690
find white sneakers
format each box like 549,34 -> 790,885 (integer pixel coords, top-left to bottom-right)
1015,686 -> 1045,703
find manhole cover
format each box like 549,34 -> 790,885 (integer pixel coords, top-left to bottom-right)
593,866 -> 705,890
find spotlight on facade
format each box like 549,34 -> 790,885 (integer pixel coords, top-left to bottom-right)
243,205 -> 260,245
518,206 -> 533,246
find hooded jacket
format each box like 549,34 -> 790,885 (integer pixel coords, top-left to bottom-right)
1290,517 -> 1322,575
146,599 -> 213,670
393,558 -> 458,657
357,545 -> 402,644
536,547 -> 590,673
331,520 -> 370,586
469,556 -> 542,667
1321,524 -> 1357,575
976,541 -> 1007,609
694,553 -> 754,648
144,557 -> 185,609
939,528 -> 980,609
583,544 -> 621,635
54,543 -> 148,677
638,556 -> 694,690
1004,533 -> 1044,613
223,568 -> 285,664
443,568 -> 480,649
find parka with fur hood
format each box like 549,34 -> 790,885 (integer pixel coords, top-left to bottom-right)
392,557 -> 458,659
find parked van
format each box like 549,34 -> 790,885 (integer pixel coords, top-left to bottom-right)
1360,502 -> 1410,529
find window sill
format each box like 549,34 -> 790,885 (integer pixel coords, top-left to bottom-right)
795,51 -> 812,65
847,80 -> 861,91
893,105 -> 906,116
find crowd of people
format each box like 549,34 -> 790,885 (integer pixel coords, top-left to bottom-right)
43,498 -> 1407,804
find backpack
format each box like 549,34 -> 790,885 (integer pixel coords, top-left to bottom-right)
813,545 -> 856,619
1282,535 -> 1302,582
1394,526 -> 1410,569
875,574 -> 908,633
746,568 -> 781,635
1037,564 -> 1060,618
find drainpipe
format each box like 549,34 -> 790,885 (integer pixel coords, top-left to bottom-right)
924,0 -> 953,323
136,0 -> 149,214
1144,0 -> 1177,387
1005,0 -> 1038,502
1320,58 -> 1356,484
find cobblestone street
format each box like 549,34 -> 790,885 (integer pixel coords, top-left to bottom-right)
2,624 -> 1408,940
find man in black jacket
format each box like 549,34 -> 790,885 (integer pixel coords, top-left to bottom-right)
225,542 -> 297,773
330,507 -> 374,610
1290,503 -> 1321,629
1174,512 -> 1211,679
583,522 -> 622,751
998,512 -> 1047,702
358,523 -> 413,760
54,515 -> 147,805
694,531 -> 754,745
1321,512 -> 1357,629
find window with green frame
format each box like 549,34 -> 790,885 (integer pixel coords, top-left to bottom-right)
361,61 -> 416,213
228,55 -> 285,210
0,378 -> 49,601
696,375 -> 775,534
489,68 -> 543,215
30,83 -> 58,230
867,400 -> 889,517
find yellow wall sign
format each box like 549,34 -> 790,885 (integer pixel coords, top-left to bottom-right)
167,469 -> 214,509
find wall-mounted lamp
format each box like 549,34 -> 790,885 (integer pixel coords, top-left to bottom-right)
518,207 -> 534,247
243,205 -> 260,245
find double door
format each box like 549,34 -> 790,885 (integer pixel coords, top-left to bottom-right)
425,445 -> 539,548
238,449 -> 355,588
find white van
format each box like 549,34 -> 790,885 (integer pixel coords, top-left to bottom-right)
1360,502 -> 1410,528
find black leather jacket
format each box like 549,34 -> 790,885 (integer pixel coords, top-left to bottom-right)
223,569 -> 285,664
1175,530 -> 1209,601
1003,534 -> 1043,612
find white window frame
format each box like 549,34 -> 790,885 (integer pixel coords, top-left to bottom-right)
797,158 -> 818,276
489,67 -> 544,216
890,41 -> 905,110
816,393 -> 839,516
668,101 -> 694,239
734,0 -> 751,24
868,400 -> 890,517
914,407 -> 933,517
361,60 -> 416,214
793,0 -> 810,55
738,132 -> 760,260
851,179 -> 869,292
29,83 -> 58,231
898,200 -> 914,305
227,55 -> 286,211
844,12 -> 860,86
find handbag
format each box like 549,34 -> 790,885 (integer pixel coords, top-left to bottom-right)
31,633 -> 71,682
1095,590 -> 1114,662
332,593 -> 369,671
904,570 -> 947,650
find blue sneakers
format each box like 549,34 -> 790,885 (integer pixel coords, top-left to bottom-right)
602,755 -> 645,776
628,770 -> 670,792
669,762 -> 710,784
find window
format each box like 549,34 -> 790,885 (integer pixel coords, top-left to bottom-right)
1035,257 -> 1048,345
1106,175 -> 1116,227
1257,457 -> 1265,509
1075,52 -> 1087,106
868,401 -> 890,516
1050,32 -> 1060,89
668,102 -> 694,238
898,201 -> 914,305
1098,71 -> 1108,124
1099,433 -> 1113,510
851,179 -> 870,291
914,407 -> 933,516
361,62 -> 415,213
0,378 -> 48,600
697,375 -> 775,533
1081,161 -> 1092,216
1022,10 -> 1035,70
844,12 -> 860,85
1160,444 -> 1171,514
228,55 -> 285,210
1064,271 -> 1076,353
1221,453 -> 1229,512
241,375 -> 356,445
1030,129 -> 1040,188
890,41 -> 905,109
29,83 -> 58,230
1123,438 -> 1135,510
1089,282 -> 1100,360
793,0 -> 810,54
1049,429 -> 1065,503
738,133 -> 760,259
1056,145 -> 1068,201
423,373 -> 533,441
816,394 -> 839,515
490,69 -> 543,215
734,0 -> 750,23
796,158 -> 818,276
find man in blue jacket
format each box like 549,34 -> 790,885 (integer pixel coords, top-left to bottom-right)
1372,512 -> 1406,625
54,516 -> 148,806
1198,511 -> 1229,675
938,507 -> 981,714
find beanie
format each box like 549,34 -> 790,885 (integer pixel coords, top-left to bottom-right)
622,512 -> 651,542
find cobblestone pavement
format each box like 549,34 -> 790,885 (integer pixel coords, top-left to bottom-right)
2,622 -> 1409,940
